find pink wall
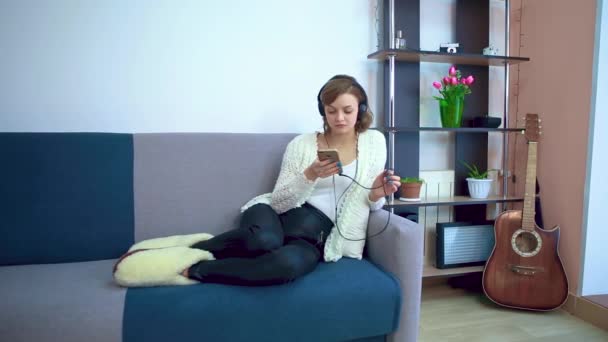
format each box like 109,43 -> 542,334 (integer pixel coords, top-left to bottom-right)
508,0 -> 597,294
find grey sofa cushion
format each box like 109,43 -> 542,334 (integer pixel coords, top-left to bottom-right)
133,133 -> 295,241
0,259 -> 125,342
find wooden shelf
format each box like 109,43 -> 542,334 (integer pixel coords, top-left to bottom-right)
385,195 -> 523,208
367,49 -> 530,66
384,127 -> 525,133
423,264 -> 484,278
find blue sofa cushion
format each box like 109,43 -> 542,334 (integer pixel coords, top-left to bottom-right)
0,133 -> 134,265
124,258 -> 401,342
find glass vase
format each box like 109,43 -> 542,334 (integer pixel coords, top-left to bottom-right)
439,96 -> 464,128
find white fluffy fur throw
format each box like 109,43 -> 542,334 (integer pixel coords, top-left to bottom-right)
127,233 -> 213,252
113,233 -> 215,287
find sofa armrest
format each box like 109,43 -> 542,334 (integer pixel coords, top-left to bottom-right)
366,210 -> 423,342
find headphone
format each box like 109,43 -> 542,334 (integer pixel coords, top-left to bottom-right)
317,75 -> 369,120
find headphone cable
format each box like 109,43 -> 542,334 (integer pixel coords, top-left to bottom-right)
331,164 -> 392,242
322,132 -> 393,242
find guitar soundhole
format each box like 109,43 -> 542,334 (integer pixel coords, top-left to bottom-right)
511,229 -> 542,257
516,232 -> 537,252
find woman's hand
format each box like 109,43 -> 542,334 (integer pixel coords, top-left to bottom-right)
369,169 -> 401,202
304,159 -> 341,181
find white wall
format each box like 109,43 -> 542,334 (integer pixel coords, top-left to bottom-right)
488,0 -> 507,171
419,0 -> 505,172
420,0 -> 457,171
0,0 -> 381,133
580,0 -> 607,296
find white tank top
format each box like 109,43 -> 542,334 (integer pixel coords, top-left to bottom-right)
306,159 -> 357,223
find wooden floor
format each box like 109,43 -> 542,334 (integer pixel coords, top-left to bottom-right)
420,282 -> 608,341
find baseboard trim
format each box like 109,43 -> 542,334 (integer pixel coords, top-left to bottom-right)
562,292 -> 608,331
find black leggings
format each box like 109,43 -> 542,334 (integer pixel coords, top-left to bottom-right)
187,203 -> 334,286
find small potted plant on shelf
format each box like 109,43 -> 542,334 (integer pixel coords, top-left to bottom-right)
399,177 -> 424,201
460,161 -> 493,199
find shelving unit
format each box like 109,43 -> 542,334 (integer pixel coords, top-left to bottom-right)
368,49 -> 529,66
387,195 -> 524,208
423,264 -> 484,278
384,127 -> 524,133
373,0 -> 530,278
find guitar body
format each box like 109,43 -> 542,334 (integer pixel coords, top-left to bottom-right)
483,210 -> 569,311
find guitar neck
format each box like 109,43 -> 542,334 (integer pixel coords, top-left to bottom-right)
522,142 -> 538,230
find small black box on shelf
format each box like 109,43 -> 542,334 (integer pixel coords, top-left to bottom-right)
470,116 -> 502,128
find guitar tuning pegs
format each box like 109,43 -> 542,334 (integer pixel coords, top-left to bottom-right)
539,125 -> 542,129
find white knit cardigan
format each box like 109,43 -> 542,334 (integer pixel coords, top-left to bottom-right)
240,129 -> 387,262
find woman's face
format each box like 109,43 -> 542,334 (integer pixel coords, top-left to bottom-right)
324,93 -> 358,134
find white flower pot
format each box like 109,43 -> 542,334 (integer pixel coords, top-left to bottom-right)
466,178 -> 493,199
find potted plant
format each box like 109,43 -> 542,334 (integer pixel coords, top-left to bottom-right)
399,177 -> 424,201
461,161 -> 493,199
432,65 -> 475,128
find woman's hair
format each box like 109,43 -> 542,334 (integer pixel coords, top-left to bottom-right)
319,77 -> 373,133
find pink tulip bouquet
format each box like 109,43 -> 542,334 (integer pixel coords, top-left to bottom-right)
432,66 -> 475,127
432,65 -> 474,102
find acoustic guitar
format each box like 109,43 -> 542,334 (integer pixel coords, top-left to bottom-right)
482,113 -> 569,311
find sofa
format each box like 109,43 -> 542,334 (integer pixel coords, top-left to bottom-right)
0,132 -> 423,342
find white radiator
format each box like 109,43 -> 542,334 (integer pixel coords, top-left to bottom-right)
436,222 -> 495,269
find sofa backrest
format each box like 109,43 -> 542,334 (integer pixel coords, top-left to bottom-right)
0,133 -> 135,265
0,132 -> 296,265
132,133 -> 295,241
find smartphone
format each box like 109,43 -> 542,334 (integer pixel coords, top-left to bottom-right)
317,148 -> 341,163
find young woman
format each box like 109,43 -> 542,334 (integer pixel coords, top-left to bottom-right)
113,75 -> 401,287
181,75 -> 401,285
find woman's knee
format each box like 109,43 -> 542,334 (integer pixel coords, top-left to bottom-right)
240,203 -> 284,253
246,224 -> 283,252
241,203 -> 278,225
